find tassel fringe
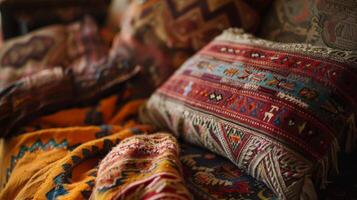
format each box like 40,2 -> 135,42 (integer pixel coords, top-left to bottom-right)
317,138 -> 340,188
300,176 -> 318,200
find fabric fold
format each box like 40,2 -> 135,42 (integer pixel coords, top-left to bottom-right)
90,133 -> 192,200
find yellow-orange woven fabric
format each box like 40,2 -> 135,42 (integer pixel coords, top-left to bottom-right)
0,96 -> 171,200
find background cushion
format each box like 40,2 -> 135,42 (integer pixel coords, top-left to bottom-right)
0,16 -> 108,89
114,0 -> 270,90
259,0 -> 357,51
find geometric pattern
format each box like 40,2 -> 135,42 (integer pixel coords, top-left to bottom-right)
180,143 -> 277,200
142,28 -> 357,199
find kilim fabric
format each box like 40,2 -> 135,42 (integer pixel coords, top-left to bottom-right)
0,25 -> 67,87
141,28 -> 357,199
0,95 -> 154,200
180,143 -> 277,200
115,0 -> 268,90
259,0 -> 357,51
0,16 -> 108,89
0,17 -> 118,137
91,133 -> 192,200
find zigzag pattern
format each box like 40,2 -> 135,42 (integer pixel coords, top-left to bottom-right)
6,139 -> 68,182
1,36 -> 54,67
165,0 -> 242,27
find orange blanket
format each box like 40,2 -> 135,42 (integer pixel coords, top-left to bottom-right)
0,96 -> 191,200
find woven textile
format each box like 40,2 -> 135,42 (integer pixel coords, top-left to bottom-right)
0,95 -> 154,200
115,0 -> 267,90
0,16 -> 145,138
91,134 -> 192,200
141,29 -> 357,199
180,143 -> 277,200
0,16 -> 108,89
0,57 -> 139,138
0,91 -> 280,200
259,0 -> 357,51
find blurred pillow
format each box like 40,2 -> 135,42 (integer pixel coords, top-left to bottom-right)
0,16 -> 108,89
115,0 -> 269,89
0,25 -> 67,88
141,28 -> 357,199
259,0 -> 357,51
0,17 -> 140,138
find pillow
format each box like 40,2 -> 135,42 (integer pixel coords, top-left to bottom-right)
0,25 -> 67,88
140,28 -> 357,199
0,16 -> 108,89
259,0 -> 357,51
115,0 -> 268,90
0,17 -> 130,138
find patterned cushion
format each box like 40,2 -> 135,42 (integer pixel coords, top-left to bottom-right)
0,25 -> 67,88
115,0 -> 268,90
140,29 -> 357,199
91,133 -> 192,200
259,0 -> 357,51
180,143 -> 277,200
0,16 -> 108,89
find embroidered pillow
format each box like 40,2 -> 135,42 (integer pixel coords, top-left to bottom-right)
259,0 -> 357,51
140,29 -> 357,199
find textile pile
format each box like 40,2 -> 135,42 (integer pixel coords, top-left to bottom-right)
0,0 -> 356,199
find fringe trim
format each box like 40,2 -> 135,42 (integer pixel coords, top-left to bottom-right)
317,138 -> 340,188
215,28 -> 357,65
300,176 -> 318,200
345,113 -> 357,153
